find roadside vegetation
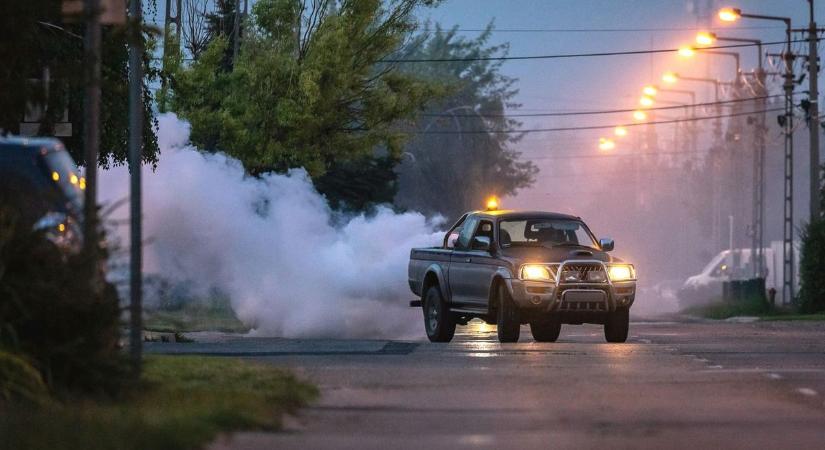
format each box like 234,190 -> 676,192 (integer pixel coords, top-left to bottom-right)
0,356 -> 317,450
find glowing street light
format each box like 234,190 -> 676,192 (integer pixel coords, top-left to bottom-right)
639,96 -> 654,107
662,71 -> 679,84
677,46 -> 696,58
598,137 -> 616,151
718,7 -> 741,22
695,31 -> 717,46
642,85 -> 658,96
633,110 -> 647,121
614,126 -> 628,137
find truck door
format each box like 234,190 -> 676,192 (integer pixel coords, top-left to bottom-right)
450,218 -> 498,307
448,216 -> 479,306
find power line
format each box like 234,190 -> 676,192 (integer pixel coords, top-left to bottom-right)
420,94 -> 790,118
383,39 -> 815,63
449,26 -> 783,33
408,107 -> 785,135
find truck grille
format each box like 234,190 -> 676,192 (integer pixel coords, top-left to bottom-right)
559,263 -> 607,284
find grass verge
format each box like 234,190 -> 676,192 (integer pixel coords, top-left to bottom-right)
144,305 -> 250,333
682,295 -> 773,320
758,313 -> 825,321
0,355 -> 317,450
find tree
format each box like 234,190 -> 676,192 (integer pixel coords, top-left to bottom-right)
182,0 -> 214,60
393,25 -> 537,219
798,168 -> 825,313
172,0 -> 443,179
0,0 -> 159,167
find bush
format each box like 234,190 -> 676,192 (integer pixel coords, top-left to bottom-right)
0,350 -> 48,405
798,218 -> 825,313
0,206 -> 129,396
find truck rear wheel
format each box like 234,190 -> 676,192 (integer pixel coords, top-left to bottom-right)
496,284 -> 520,343
604,307 -> 629,343
530,316 -> 561,342
423,285 -> 455,343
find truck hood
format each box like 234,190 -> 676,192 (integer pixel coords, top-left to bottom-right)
499,245 -> 626,264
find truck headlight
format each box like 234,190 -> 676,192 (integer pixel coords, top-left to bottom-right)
608,264 -> 635,281
521,264 -> 553,281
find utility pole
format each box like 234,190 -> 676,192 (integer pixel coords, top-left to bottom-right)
128,0 -> 144,376
809,0 -> 821,221
782,23 -> 795,304
160,0 -> 181,111
82,0 -> 101,291
232,0 -> 241,63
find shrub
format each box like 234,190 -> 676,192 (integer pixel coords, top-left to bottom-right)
0,350 -> 49,404
0,206 -> 129,396
798,218 -> 825,313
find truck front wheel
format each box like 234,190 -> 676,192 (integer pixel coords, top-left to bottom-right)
423,285 -> 455,343
530,316 -> 562,342
496,284 -> 520,343
604,307 -> 629,343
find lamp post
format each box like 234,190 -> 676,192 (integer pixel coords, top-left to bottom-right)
718,6 -> 795,304
697,31 -> 767,278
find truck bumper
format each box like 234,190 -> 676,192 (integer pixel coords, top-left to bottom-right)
507,279 -> 636,314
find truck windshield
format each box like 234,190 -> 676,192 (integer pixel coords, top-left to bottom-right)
499,219 -> 598,249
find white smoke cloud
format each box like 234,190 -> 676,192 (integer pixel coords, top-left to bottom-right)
100,113 -> 442,339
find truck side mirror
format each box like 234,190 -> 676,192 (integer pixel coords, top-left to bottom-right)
599,237 -> 614,251
472,236 -> 491,252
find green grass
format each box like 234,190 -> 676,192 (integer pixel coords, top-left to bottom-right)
758,313 -> 825,321
144,305 -> 250,333
682,295 -> 773,320
0,356 -> 317,450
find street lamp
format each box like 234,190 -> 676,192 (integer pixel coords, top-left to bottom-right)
633,110 -> 648,121
717,6 -> 796,304
614,126 -> 628,137
598,137 -> 616,151
642,85 -> 658,97
639,96 -> 655,107
695,31 -> 763,70
678,45 -> 741,77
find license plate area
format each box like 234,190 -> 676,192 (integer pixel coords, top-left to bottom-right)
559,289 -> 607,311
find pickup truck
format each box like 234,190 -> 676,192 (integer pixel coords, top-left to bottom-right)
408,209 -> 636,343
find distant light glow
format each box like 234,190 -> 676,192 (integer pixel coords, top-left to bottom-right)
678,46 -> 695,58
614,126 -> 628,137
598,137 -> 616,151
633,110 -> 647,121
70,174 -> 79,185
642,85 -> 658,97
696,31 -> 716,46
662,71 -> 679,84
79,177 -> 86,190
718,7 -> 741,22
51,171 -> 60,182
58,223 -> 66,233
639,96 -> 654,107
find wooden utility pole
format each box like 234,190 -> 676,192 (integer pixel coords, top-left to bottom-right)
82,0 -> 101,290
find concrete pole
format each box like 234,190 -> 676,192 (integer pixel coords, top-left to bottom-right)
128,0 -> 144,376
809,0 -> 821,221
82,0 -> 101,292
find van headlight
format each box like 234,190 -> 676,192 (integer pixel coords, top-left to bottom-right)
521,264 -> 553,282
607,264 -> 635,281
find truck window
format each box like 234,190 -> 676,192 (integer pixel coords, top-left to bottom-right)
456,216 -> 479,250
474,220 -> 494,241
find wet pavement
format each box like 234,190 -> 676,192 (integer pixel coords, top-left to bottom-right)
147,319 -> 825,449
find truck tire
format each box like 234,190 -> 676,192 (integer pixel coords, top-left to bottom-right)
604,307 -> 629,343
423,285 -> 455,343
496,284 -> 520,343
530,316 -> 562,342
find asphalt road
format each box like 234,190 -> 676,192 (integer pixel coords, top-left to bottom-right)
147,318 -> 825,449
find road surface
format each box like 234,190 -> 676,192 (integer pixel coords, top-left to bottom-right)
147,318 -> 825,449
